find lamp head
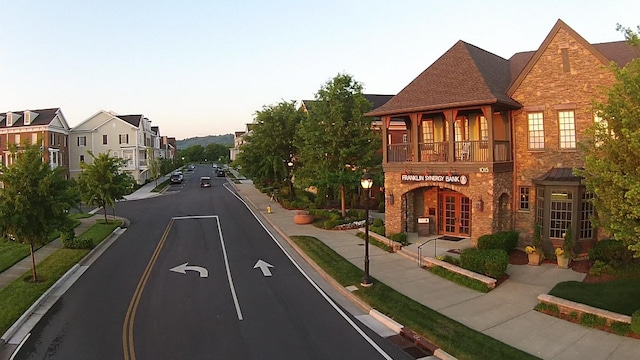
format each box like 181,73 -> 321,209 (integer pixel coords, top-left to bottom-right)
360,172 -> 373,189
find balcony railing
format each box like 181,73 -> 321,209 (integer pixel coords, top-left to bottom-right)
388,140 -> 511,163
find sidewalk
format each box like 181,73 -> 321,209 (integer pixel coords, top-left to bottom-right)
0,217 -> 97,290
232,179 -> 640,360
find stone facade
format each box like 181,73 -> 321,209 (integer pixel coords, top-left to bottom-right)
384,170 -> 512,246
511,27 -> 616,243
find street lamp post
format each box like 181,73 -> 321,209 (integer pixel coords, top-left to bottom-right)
360,172 -> 373,287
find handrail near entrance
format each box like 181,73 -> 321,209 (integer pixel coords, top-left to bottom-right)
417,238 -> 437,267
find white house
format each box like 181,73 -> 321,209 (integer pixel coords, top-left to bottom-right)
69,110 -> 160,184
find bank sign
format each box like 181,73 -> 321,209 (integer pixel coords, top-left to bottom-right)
401,173 -> 469,185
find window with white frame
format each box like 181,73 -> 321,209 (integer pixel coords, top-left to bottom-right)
14,134 -> 20,144
480,116 -> 488,147
558,110 -> 576,149
402,133 -> 408,143
77,136 -> 87,146
119,134 -> 129,144
32,133 -> 38,145
527,112 -> 544,149
519,186 -> 530,211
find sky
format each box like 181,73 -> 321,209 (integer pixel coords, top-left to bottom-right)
1,1 -> 638,140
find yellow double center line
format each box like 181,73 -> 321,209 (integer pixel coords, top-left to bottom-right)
123,219 -> 174,360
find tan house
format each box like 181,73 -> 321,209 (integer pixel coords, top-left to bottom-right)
367,19 -> 639,254
0,108 -> 71,177
69,110 -> 160,184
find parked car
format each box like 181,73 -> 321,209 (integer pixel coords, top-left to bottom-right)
170,172 -> 183,184
200,176 -> 211,187
187,165 -> 195,172
216,168 -> 225,177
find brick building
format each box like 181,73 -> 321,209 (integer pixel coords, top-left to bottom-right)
0,108 -> 71,177
366,20 -> 639,253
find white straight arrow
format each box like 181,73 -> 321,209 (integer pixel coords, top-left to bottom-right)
253,260 -> 274,277
170,262 -> 209,278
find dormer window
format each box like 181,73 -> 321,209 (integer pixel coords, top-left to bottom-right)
24,111 -> 31,125
6,112 -> 14,126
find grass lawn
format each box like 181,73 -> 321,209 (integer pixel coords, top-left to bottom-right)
0,218 -> 122,336
549,277 -> 640,316
151,179 -> 171,192
290,235 -> 539,360
0,215 -> 85,273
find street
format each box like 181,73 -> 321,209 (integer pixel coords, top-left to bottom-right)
14,165 -> 409,359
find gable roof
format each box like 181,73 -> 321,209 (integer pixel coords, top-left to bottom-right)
0,108 -> 65,128
508,19 -> 640,95
117,115 -> 143,127
367,41 -> 521,117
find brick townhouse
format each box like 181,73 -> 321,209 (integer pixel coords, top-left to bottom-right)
0,108 -> 71,177
366,19 -> 640,253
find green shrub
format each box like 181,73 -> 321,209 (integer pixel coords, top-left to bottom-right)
323,220 -> 339,229
389,232 -> 408,245
460,248 -> 509,278
372,218 -> 384,227
588,260 -> 615,276
477,231 -> 519,253
535,302 -> 559,316
589,239 -> 633,268
632,310 -> 640,334
428,266 -> 490,293
580,313 -> 606,328
59,228 -> 76,244
611,321 -> 631,336
370,226 -> 385,236
63,236 -> 94,249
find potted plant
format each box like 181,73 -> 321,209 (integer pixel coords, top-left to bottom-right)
556,226 -> 574,269
526,223 -> 544,265
293,210 -> 314,225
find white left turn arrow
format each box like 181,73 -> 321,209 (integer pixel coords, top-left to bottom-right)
170,262 -> 209,278
253,260 -> 274,277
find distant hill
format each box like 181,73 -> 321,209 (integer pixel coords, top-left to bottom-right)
177,134 -> 234,149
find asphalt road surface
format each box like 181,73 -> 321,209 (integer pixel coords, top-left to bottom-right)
14,165 -> 410,360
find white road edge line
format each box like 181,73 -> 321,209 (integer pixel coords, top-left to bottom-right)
170,214 -> 244,321
10,333 -> 30,360
224,183 -> 393,360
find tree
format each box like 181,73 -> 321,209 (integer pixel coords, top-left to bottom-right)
0,143 -> 76,282
76,151 -> 135,224
147,147 -> 161,186
236,100 -> 304,196
296,73 -> 380,217
577,25 -> 640,256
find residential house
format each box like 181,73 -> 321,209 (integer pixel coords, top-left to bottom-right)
230,124 -> 255,162
366,19 -> 639,254
69,110 -> 159,184
0,108 -> 71,177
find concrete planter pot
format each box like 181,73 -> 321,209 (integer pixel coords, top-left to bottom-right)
293,211 -> 314,225
557,256 -> 571,269
527,253 -> 542,266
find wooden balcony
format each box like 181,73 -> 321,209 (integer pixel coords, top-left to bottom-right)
387,140 -> 511,164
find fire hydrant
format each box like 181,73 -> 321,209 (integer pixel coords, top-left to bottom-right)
267,205 -> 272,214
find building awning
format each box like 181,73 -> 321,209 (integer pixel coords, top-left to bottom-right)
534,167 -> 583,186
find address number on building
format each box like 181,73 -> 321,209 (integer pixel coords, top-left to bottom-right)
479,167 -> 490,173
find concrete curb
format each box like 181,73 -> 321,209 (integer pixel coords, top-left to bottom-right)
0,221 -> 128,358
0,264 -> 81,344
369,309 -> 402,334
231,182 -> 458,360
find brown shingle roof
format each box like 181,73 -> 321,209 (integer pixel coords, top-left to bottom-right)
367,41 -> 521,117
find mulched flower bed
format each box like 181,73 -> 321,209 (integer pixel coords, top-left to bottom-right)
509,250 -> 614,284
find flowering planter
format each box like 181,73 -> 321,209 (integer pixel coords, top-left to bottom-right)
293,212 -> 314,225
557,256 -> 571,269
527,253 -> 542,266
